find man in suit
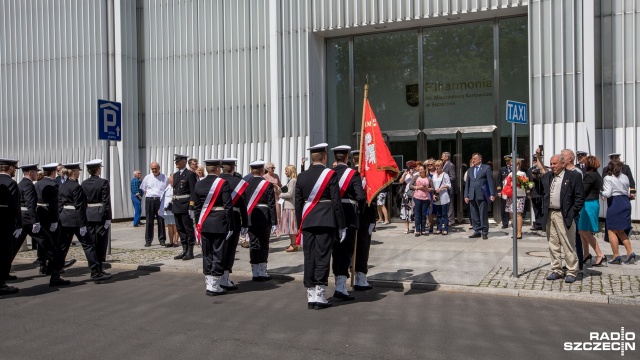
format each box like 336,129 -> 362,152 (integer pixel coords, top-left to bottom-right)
192,159 -> 234,296
539,154 -> 584,283
441,152 -> 456,225
497,155 -> 512,229
218,158 -> 249,290
55,164 -> 67,185
0,159 -> 22,295
295,143 -> 346,310
463,153 -> 495,239
245,160 -> 277,281
172,154 -> 199,260
330,145 -> 365,301
82,159 -> 112,267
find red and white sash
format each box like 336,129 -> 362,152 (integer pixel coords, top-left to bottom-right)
195,177 -> 225,243
231,179 -> 249,206
246,179 -> 270,215
338,168 -> 356,197
296,168 -> 334,245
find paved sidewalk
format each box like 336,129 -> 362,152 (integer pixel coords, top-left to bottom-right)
15,220 -> 640,305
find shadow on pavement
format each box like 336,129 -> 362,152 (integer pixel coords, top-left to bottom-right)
231,276 -> 295,295
269,264 -> 304,274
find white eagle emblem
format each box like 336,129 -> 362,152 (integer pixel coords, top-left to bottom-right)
364,132 -> 376,171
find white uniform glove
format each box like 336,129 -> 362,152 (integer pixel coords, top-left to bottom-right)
368,223 -> 375,235
50,222 -> 58,232
339,228 -> 347,243
240,227 -> 248,236
271,225 -> 277,234
32,223 -> 41,234
226,231 -> 233,240
104,220 -> 111,229
13,229 -> 22,238
79,226 -> 87,237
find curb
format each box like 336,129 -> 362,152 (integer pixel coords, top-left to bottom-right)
13,259 -> 640,306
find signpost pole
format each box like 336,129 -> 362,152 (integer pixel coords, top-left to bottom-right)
106,140 -> 111,256
511,123 -> 518,278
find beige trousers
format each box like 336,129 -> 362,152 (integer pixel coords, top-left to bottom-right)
546,210 -> 579,277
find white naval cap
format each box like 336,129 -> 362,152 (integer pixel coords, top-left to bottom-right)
20,164 -> 40,172
85,159 -> 103,168
331,145 -> 351,153
42,163 -> 59,171
249,160 -> 265,169
608,153 -> 621,158
174,154 -> 189,161
307,143 -> 328,154
222,158 -> 238,165
203,159 -> 222,166
0,158 -> 19,166
62,162 -> 82,170
350,150 -> 360,155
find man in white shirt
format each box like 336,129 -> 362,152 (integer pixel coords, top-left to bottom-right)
140,162 -> 169,246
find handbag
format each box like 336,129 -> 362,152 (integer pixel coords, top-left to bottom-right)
502,176 -> 513,199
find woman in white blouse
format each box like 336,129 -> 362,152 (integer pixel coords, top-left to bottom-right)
432,160 -> 451,235
159,176 -> 179,247
601,160 -> 634,264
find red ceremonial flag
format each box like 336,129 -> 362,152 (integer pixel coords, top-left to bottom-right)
358,87 -> 400,205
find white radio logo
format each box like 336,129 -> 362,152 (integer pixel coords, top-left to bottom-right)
564,328 -> 635,356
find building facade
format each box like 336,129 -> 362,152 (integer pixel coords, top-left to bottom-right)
1,0 -> 638,220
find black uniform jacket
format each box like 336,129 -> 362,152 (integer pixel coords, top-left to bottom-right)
81,175 -> 112,222
245,176 -> 277,228
191,175 -> 233,234
219,173 -> 248,230
497,166 -> 511,192
295,164 -> 346,230
172,168 -> 198,214
334,164 -> 365,229
19,177 -> 38,226
58,179 -> 88,227
35,177 -> 59,225
540,170 -> 585,229
0,174 -> 22,230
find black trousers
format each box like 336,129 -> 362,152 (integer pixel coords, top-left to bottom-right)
145,197 -> 166,244
0,227 -> 16,285
531,197 -> 543,228
302,227 -> 335,288
222,229 -> 240,272
87,221 -> 109,264
248,226 -> 270,264
12,224 -> 65,272
355,225 -> 372,274
500,198 -> 509,226
201,232 -> 226,276
175,213 -> 196,245
60,226 -> 100,271
332,228 -> 356,277
469,199 -> 489,235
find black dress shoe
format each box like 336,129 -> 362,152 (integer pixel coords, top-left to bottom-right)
206,289 -> 227,296
482,234 -> 488,240
144,243 -> 151,247
314,301 -> 332,310
159,242 -> 166,247
354,284 -> 373,291
0,285 -> 19,295
5,275 -> 17,281
49,278 -> 71,287
63,259 -> 76,268
469,233 -> 482,238
308,302 -> 316,309
220,284 -> 238,291
333,291 -> 355,301
501,224 -> 509,229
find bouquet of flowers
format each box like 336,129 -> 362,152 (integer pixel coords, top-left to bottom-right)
516,175 -> 535,191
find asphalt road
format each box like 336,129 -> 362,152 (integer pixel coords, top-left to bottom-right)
1,264 -> 638,360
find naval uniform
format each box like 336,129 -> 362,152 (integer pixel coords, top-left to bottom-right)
192,175 -> 234,277
13,177 -> 65,273
58,179 -> 100,272
219,173 -> 248,274
173,168 -> 198,248
82,175 -> 112,264
355,197 -> 377,276
295,164 -> 346,288
0,173 -> 21,286
34,177 -> 62,269
331,164 -> 365,278
246,176 -> 277,265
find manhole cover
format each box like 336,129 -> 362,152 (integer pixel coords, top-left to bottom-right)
526,251 -> 550,258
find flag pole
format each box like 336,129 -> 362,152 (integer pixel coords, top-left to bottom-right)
352,80 -> 368,288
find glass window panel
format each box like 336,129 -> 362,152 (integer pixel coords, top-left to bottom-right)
423,21 -> 494,129
353,30 -> 419,133
326,37 -> 351,149
499,17 -> 529,134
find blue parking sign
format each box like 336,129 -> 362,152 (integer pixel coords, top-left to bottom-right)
98,99 -> 122,141
506,100 -> 528,124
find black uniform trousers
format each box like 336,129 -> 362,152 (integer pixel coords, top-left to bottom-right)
201,232 -> 226,276
500,198 -> 509,227
531,197 -> 543,228
144,197 -> 166,244
355,226 -> 372,274
248,226 -> 270,264
1,226 -> 16,284
13,225 -> 65,272
223,229 -> 240,272
332,228 -> 356,277
302,227 -> 335,288
87,221 -> 109,264
175,213 -> 195,245
59,226 -> 100,271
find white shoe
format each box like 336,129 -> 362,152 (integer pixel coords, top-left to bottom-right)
206,276 -> 226,296
307,287 -> 316,309
220,270 -> 238,290
333,275 -> 354,301
205,275 -> 214,292
251,264 -> 260,280
354,272 -> 373,291
314,285 -> 332,309
258,263 -> 271,280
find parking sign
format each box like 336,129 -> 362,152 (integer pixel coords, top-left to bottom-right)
98,99 -> 122,141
